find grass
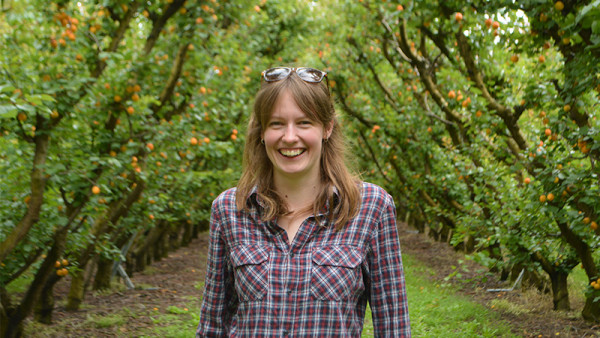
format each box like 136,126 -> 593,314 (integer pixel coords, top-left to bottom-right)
137,303 -> 201,338
363,253 -> 519,337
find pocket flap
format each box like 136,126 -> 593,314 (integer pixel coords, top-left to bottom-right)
312,245 -> 362,268
230,244 -> 269,267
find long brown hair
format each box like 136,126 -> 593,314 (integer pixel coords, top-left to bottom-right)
236,70 -> 360,228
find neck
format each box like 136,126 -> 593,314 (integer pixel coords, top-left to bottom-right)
274,174 -> 321,212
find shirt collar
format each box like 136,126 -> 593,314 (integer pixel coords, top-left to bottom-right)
247,185 -> 339,226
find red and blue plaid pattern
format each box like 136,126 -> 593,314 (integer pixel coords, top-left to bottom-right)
196,182 -> 410,337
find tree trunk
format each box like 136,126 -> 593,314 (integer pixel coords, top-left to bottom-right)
34,273 -> 60,324
0,288 -> 12,337
93,257 -> 113,290
550,271 -> 570,311
134,251 -> 147,272
192,222 -> 200,239
582,296 -> 600,323
66,269 -> 85,311
181,221 -> 193,247
169,226 -> 180,251
0,132 -> 50,263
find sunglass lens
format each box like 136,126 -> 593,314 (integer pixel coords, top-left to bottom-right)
297,68 -> 325,83
264,67 -> 292,82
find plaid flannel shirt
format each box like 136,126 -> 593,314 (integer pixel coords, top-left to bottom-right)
196,182 -> 410,337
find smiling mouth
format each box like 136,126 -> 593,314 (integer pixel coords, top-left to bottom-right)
279,149 -> 305,157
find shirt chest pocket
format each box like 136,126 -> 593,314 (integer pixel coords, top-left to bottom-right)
310,245 -> 364,301
230,244 -> 269,302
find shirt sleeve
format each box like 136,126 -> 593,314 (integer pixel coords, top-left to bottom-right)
367,193 -> 411,337
196,202 -> 237,337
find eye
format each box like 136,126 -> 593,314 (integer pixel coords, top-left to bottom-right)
268,121 -> 283,127
299,120 -> 313,125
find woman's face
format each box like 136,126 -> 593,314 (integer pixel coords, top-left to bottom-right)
262,90 -> 332,184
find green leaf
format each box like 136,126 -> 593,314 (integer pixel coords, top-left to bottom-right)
0,84 -> 16,93
0,105 -> 17,118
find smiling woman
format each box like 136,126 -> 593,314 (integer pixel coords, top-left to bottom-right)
196,67 -> 411,337
262,89 -> 332,194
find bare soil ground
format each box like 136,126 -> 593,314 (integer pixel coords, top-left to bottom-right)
23,224 -> 600,337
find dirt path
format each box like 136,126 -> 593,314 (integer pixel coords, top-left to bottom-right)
29,224 -> 600,337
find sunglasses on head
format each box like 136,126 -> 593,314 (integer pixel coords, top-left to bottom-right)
261,67 -> 328,84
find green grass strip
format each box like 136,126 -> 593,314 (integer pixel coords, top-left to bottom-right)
362,253 -> 518,337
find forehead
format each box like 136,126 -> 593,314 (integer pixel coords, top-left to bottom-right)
269,90 -> 308,118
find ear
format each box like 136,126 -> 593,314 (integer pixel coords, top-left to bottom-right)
324,120 -> 334,140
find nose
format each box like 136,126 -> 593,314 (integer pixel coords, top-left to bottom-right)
282,123 -> 298,143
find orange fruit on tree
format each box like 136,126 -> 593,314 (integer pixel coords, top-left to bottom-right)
131,93 -> 140,102
539,194 -> 547,203
17,112 -> 27,121
554,1 -> 564,11
485,18 -> 492,28
448,90 -> 456,99
455,12 -> 463,22
591,221 -> 598,230
492,21 -> 500,29
146,143 -> 154,151
539,55 -> 546,63
583,217 -> 591,224
563,104 -> 571,112
114,95 -> 122,102
524,177 -> 531,184
547,193 -> 555,201
55,261 -> 61,268
190,137 -> 198,145
92,186 -> 101,194
545,128 -> 552,136
510,54 -> 519,63
61,259 -> 69,266
126,106 -> 134,114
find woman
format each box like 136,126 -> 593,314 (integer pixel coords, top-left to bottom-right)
196,67 -> 410,337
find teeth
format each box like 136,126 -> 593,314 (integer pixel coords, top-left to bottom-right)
280,149 -> 304,157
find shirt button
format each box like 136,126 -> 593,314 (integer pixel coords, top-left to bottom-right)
283,330 -> 289,336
